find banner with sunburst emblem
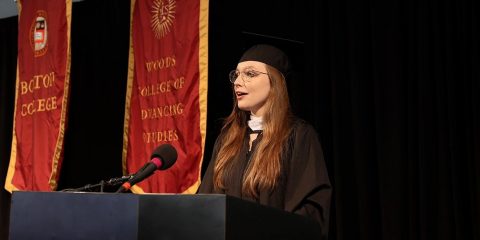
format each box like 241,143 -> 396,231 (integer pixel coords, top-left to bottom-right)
5,0 -> 72,192
123,0 -> 208,193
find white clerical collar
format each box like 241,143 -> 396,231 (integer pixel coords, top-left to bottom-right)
248,114 -> 263,131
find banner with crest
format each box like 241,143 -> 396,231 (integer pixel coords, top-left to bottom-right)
5,0 -> 72,192
123,0 -> 208,193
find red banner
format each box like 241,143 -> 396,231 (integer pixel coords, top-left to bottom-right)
123,0 -> 208,193
5,0 -> 72,192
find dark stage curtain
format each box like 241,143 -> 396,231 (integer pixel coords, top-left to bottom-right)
0,15 -> 17,240
1,0 -> 479,239
320,1 -> 480,239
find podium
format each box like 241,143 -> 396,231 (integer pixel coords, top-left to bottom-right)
9,191 -> 322,240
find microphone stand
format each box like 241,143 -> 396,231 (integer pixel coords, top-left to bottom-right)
60,175 -> 133,193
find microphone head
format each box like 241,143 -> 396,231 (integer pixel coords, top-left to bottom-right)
150,144 -> 177,170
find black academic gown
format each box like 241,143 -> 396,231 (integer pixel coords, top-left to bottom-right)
198,118 -> 332,239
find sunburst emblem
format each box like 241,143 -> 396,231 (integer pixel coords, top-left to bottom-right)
151,0 -> 176,39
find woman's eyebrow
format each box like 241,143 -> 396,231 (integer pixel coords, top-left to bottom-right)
238,66 -> 257,71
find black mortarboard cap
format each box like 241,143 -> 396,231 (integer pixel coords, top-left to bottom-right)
238,44 -> 291,77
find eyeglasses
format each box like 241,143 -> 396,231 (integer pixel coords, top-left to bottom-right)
229,69 -> 268,83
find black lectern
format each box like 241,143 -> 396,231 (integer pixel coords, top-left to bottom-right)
9,191 -> 321,240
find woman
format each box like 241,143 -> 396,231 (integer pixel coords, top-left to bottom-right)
199,44 -> 331,238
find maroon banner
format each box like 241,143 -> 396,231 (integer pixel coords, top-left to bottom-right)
123,0 -> 208,193
5,0 -> 72,192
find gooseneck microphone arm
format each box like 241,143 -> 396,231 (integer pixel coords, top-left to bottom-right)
59,174 -> 133,192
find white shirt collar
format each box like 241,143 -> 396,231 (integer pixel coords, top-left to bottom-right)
248,114 -> 263,131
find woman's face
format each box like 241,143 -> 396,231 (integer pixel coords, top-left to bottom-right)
233,61 -> 271,117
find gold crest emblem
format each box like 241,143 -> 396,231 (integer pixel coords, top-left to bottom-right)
30,10 -> 48,57
151,0 -> 176,39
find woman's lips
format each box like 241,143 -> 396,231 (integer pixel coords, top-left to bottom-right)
236,91 -> 247,99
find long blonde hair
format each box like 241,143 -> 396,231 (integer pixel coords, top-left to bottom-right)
213,65 -> 293,198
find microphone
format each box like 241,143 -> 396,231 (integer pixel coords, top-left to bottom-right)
116,144 -> 177,193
